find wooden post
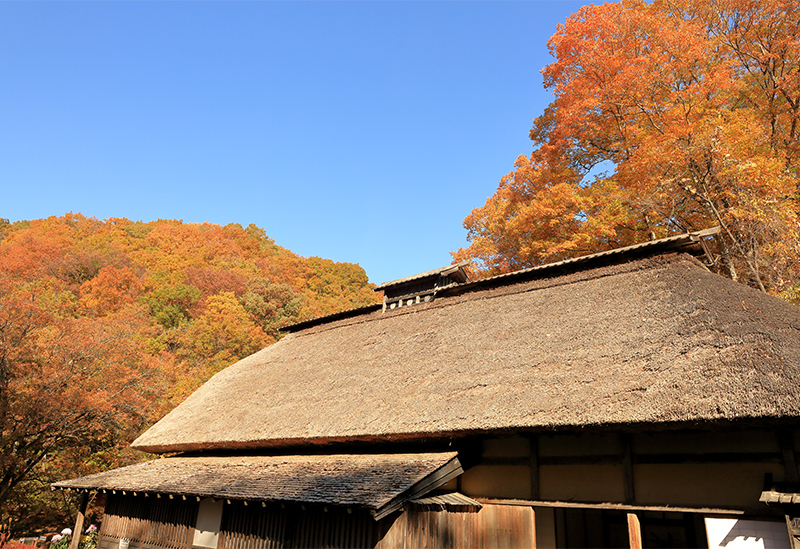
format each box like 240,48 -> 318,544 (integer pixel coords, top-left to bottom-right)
529,435 -> 540,501
627,513 -> 642,549
780,431 -> 799,483
622,434 -> 635,503
68,492 -> 89,549
786,514 -> 800,549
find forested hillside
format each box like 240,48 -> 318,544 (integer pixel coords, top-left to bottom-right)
0,214 -> 379,532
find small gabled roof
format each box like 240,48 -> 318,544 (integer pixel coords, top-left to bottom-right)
374,259 -> 472,291
53,452 -> 462,521
131,228 -> 800,454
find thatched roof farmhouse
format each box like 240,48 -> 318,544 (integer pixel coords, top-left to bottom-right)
56,228 -> 800,548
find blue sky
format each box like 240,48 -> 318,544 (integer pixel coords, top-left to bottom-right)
1,1 -> 587,285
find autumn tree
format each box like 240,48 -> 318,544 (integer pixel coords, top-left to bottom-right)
142,272 -> 201,329
79,265 -> 144,315
240,278 -> 302,337
0,275 -> 162,527
455,0 -> 800,294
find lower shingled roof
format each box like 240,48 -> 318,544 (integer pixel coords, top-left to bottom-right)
53,452 -> 461,520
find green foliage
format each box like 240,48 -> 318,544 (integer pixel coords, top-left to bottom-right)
781,284 -> 800,305
0,218 -> 10,242
50,537 -> 70,549
81,530 -> 98,549
142,278 -> 201,328
240,279 -> 302,335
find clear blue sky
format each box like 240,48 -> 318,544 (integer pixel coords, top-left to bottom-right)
1,1 -> 587,285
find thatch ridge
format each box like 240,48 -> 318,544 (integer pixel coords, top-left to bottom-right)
133,251 -> 800,454
284,228 -> 717,333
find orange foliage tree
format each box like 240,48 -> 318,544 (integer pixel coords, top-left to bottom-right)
455,0 -> 800,294
0,275 -> 164,527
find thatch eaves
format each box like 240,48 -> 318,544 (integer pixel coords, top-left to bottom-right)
132,242 -> 800,454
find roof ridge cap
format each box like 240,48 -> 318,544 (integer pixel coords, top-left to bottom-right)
285,253 -> 691,339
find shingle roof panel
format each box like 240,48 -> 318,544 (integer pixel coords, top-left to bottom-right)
53,453 -> 458,511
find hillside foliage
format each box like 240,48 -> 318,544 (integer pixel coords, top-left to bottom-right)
0,214 -> 379,533
454,0 -> 800,298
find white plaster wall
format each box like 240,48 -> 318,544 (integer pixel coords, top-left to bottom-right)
705,518 -> 790,549
193,498 -> 224,549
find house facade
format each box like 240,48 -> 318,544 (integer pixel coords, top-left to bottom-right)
56,229 -> 800,548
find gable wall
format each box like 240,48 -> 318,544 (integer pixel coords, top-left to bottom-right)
460,429 -> 799,511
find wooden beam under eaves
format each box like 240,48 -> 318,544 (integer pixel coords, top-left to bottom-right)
373,455 -> 464,520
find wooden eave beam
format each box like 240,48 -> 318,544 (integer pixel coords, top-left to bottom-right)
476,497 -> 746,516
373,456 -> 464,521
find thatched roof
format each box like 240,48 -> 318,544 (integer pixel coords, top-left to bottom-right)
53,452 -> 461,519
133,233 -> 800,454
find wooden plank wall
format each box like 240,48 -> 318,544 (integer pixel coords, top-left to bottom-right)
97,495 -> 535,549
219,501 -> 390,549
377,503 -> 535,549
221,503 -> 534,549
98,494 -> 198,549
291,507 -> 387,548
219,503 -> 287,549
